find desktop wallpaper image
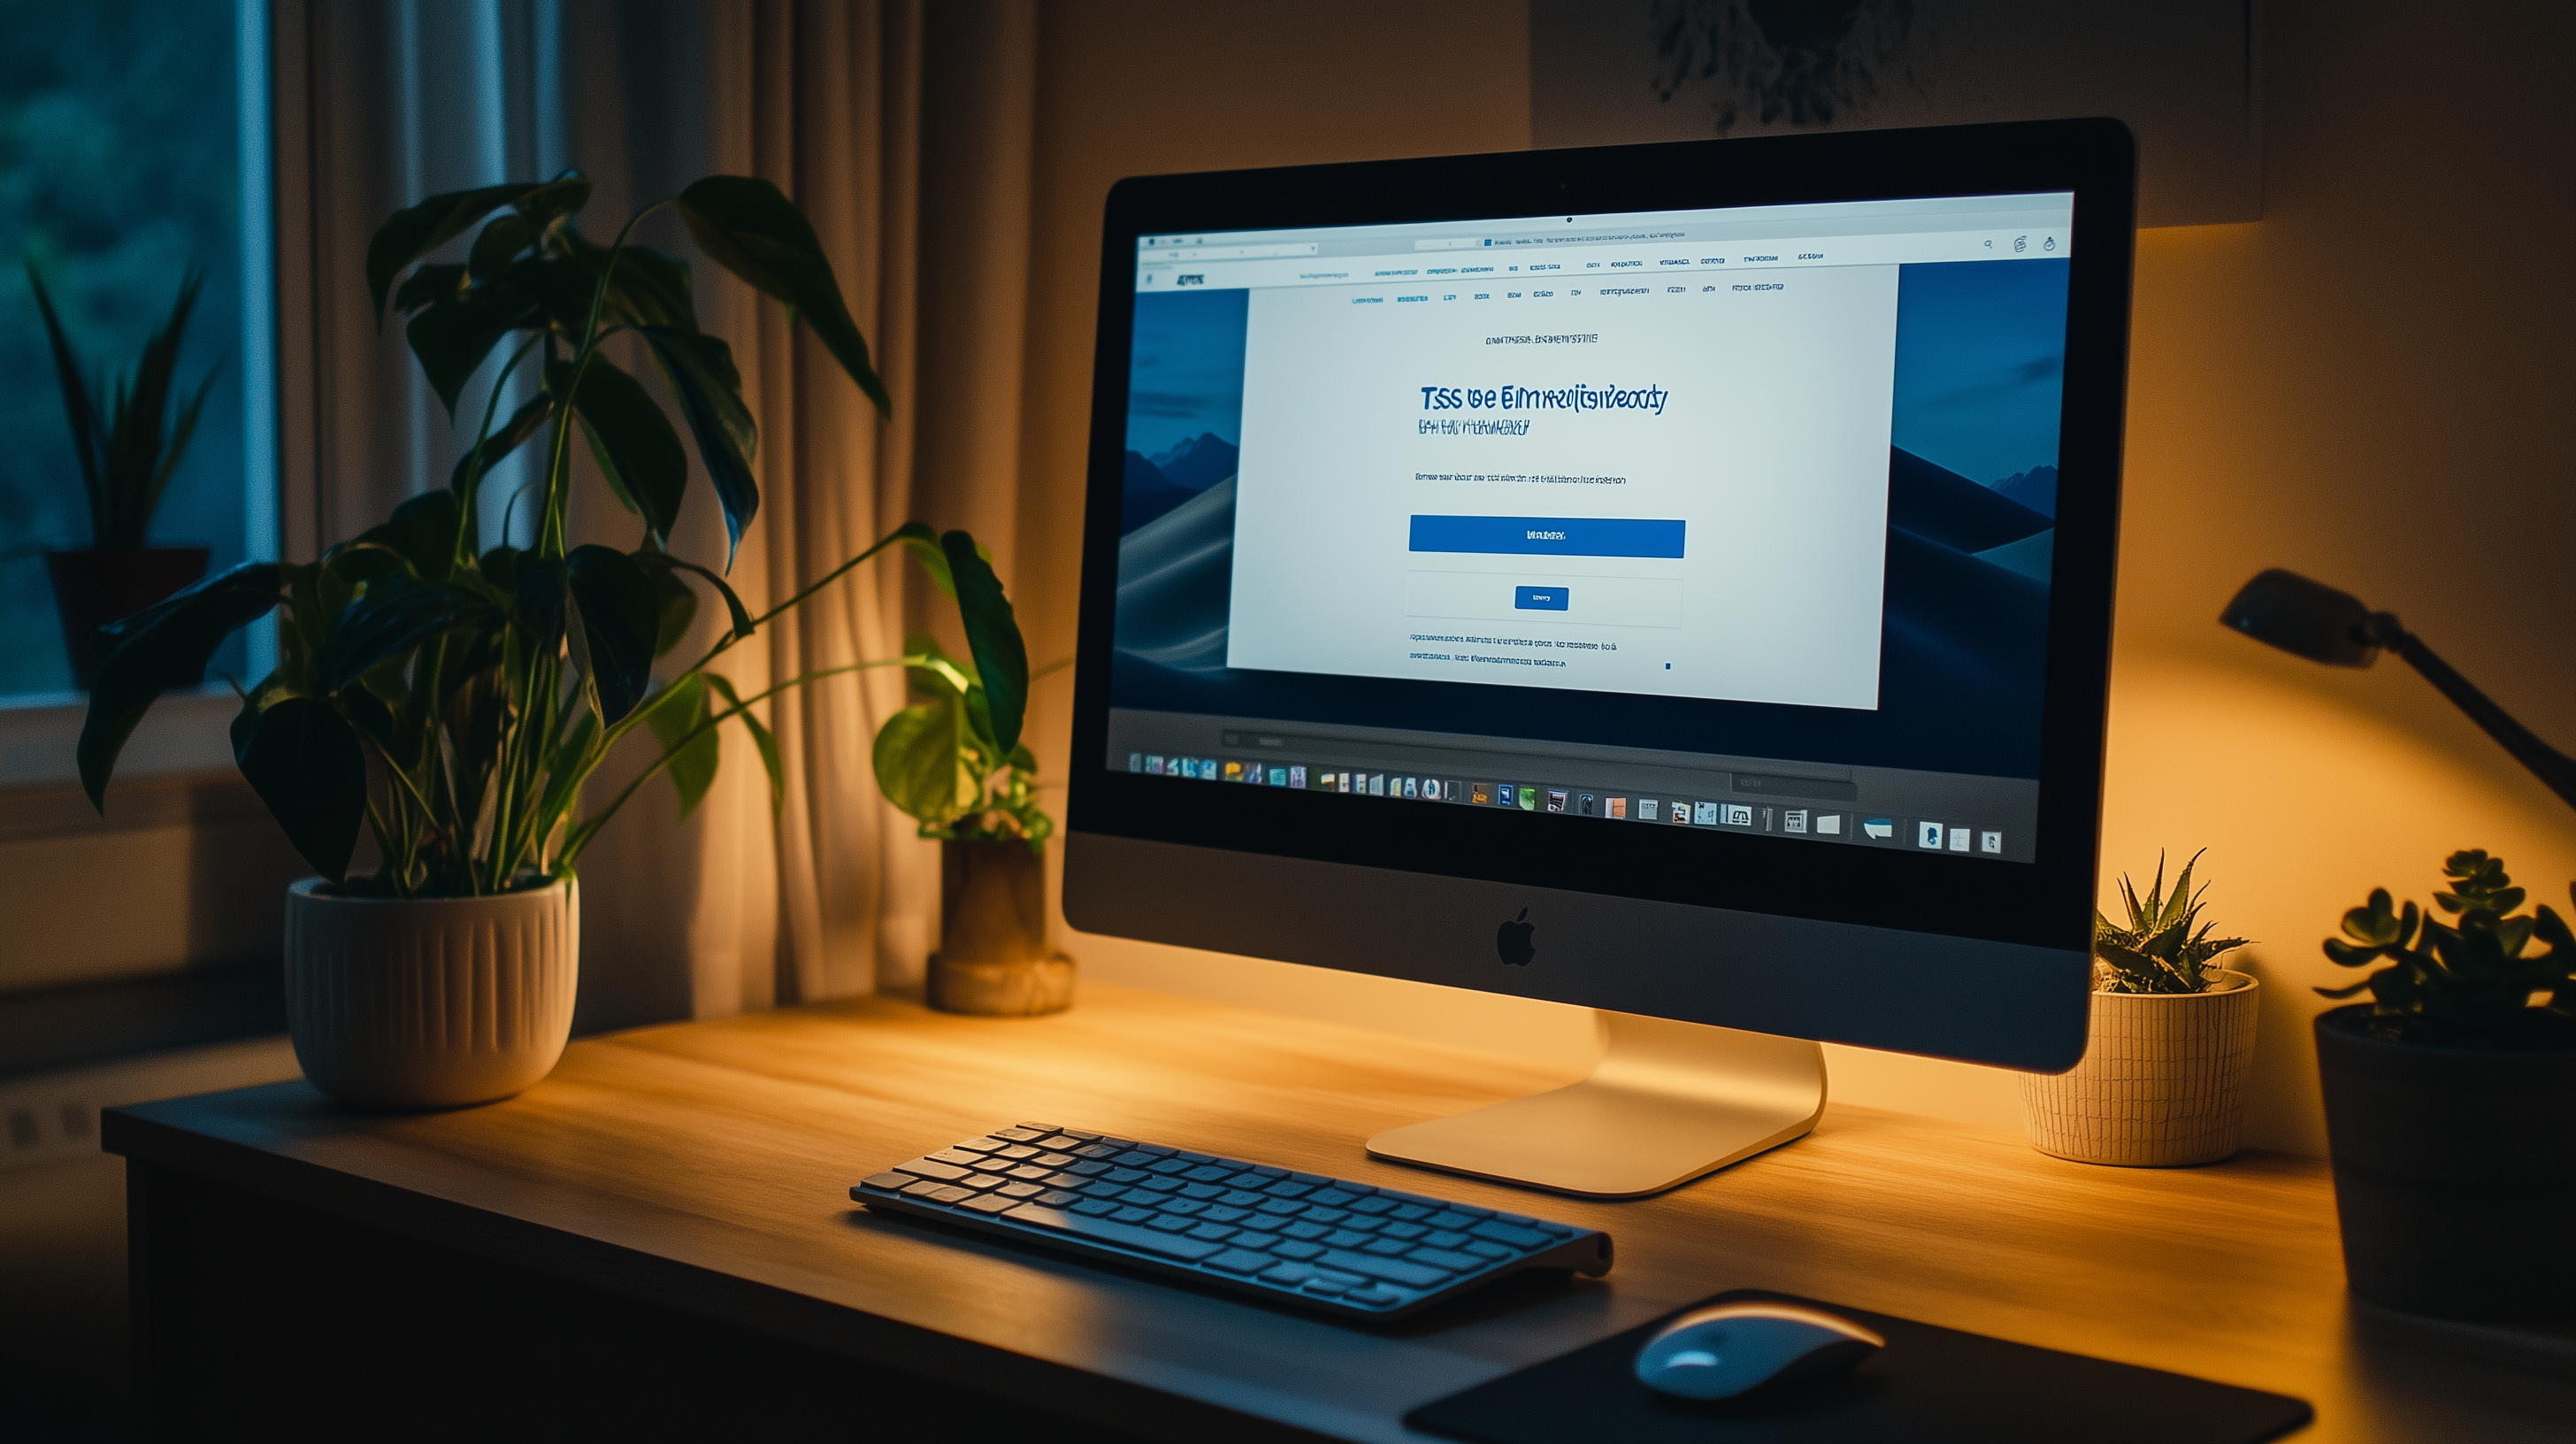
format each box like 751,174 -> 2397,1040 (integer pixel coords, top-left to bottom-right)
1112,260 -> 2068,779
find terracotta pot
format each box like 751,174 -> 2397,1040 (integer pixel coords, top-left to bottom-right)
2315,1004 -> 2576,1321
284,877 -> 579,1109
928,839 -> 1072,1016
44,546 -> 210,689
2018,970 -> 2260,1166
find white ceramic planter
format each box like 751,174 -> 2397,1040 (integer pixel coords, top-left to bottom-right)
2020,969 -> 2260,1166
284,877 -> 579,1109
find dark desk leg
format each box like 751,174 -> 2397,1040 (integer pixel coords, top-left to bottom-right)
124,1162 -> 1145,1441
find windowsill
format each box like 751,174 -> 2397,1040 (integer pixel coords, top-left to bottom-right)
0,688 -> 240,791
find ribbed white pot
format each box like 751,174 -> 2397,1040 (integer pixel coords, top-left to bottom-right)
284,877 -> 579,1109
2020,970 -> 2260,1166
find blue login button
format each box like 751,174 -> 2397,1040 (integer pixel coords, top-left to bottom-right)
1514,586 -> 1569,611
1409,515 -> 1686,557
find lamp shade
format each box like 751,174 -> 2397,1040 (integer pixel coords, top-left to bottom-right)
2218,569 -> 2380,667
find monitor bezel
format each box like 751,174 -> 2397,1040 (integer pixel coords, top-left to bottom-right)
1065,119 -> 2134,963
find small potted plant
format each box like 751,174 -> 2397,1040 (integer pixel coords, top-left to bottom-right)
2312,849 -> 2576,1321
871,629 -> 1068,1017
2020,850 -> 2259,1166
26,262 -> 221,689
76,173 -> 1026,1108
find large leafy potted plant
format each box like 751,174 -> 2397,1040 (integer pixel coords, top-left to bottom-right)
76,173 -> 1028,1107
25,261 -> 221,689
2312,849 -> 2576,1320
2020,850 -> 2259,1166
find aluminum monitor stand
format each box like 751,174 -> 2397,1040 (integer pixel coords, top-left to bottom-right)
1366,1011 -> 1826,1198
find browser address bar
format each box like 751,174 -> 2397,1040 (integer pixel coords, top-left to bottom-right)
1138,242 -> 1320,262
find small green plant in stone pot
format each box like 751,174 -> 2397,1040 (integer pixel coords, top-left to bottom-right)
2020,850 -> 2262,1167
2310,849 -> 2576,1321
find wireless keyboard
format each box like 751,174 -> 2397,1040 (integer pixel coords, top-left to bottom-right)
852,1122 -> 1613,1321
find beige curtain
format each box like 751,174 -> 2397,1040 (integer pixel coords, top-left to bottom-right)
269,0 -> 1037,1031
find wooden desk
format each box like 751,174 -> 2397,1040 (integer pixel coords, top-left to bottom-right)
106,983 -> 2572,1441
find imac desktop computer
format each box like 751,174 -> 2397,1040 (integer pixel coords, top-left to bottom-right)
1062,119 -> 2136,1199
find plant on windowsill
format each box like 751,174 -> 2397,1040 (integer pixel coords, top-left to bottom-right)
2020,850 -> 2261,1167
73,173 -> 1029,1108
870,634 -> 1068,1017
24,261 -> 220,691
2308,849 -> 2576,1321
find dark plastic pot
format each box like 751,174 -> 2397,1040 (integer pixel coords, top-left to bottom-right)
44,547 -> 210,690
2314,1004 -> 2576,1321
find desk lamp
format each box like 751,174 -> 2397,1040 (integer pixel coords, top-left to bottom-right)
2220,568 -> 2576,811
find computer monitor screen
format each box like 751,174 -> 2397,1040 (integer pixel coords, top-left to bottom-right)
1067,121 -> 2134,1076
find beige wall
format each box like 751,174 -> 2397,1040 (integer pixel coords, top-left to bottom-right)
1016,1 -> 2576,1156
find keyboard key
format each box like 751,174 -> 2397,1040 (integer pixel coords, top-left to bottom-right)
991,1127 -> 1045,1143
998,1181 -> 1046,1199
1115,1151 -> 1162,1167
1425,1230 -> 1470,1248
924,1148 -> 987,1168
1428,1212 -> 1480,1232
1388,1204 -> 1433,1222
1162,1200 -> 1208,1217
1231,1232 -> 1283,1251
1180,1183 -> 1227,1201
1062,1130 -> 1103,1141
1314,1268 -> 1368,1287
1187,1223 -> 1238,1242
1305,1189 -> 1361,1208
1537,1222 -> 1575,1237
1364,1239 -> 1413,1256
1076,1144 -> 1123,1160
1112,1206 -> 1157,1224
1223,1171 -> 1273,1190
1184,1164 -> 1234,1182
1137,1177 -> 1184,1194
1108,1168 -> 1149,1184
1281,1222 -> 1331,1241
1042,1172 -> 1087,1188
1301,1208 -> 1349,1226
1273,1240 -> 1327,1261
1200,1206 -> 1250,1224
1176,1150 -> 1215,1164
1067,1160 -> 1114,1177
1146,1214 -> 1197,1233
896,1159 -> 971,1182
1407,1247 -> 1486,1271
1347,1287 -> 1407,1309
1289,1172 -> 1332,1187
1149,1158 -> 1193,1175
962,1194 -> 1019,1214
1070,1200 -> 1120,1217
994,1144 -> 1041,1160
1036,1189 -> 1083,1207
1004,1203 -> 1232,1259
1347,1197 -> 1397,1216
962,1173 -> 1006,1191
1219,1190 -> 1269,1208
1340,1216 -> 1385,1233
1004,1165 -> 1050,1181
1035,1152 -> 1076,1168
951,1139 -> 998,1154
1038,1136 -> 1084,1151
1380,1222 -> 1429,1240
1260,1263 -> 1315,1286
1204,1248 -> 1276,1274
1016,1122 -> 1061,1133
1131,1144 -> 1175,1156
1469,1219 -> 1552,1249
1447,1204 -> 1495,1218
1465,1240 -> 1515,1260
857,1171 -> 911,1192
902,1179 -> 959,1200
1321,1250 -> 1452,1288
1244,1165 -> 1288,1179
1323,1230 -> 1373,1248
1255,1198 -> 1305,1217
1265,1181 -> 1315,1199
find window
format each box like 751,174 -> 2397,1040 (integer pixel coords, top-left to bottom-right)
0,0 -> 276,706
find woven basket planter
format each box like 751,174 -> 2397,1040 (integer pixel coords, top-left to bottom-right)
2020,970 -> 2260,1166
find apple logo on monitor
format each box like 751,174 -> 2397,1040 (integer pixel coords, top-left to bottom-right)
1496,908 -> 1536,967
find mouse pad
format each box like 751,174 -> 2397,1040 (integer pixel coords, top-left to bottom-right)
1406,1290 -> 2312,1444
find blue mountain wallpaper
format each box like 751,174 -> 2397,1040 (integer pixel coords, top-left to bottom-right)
1111,261 -> 2070,779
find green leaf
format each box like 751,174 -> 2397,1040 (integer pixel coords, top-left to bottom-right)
549,357 -> 686,546
407,286 -> 541,418
366,180 -> 550,322
942,530 -> 1028,757
565,546 -> 659,724
26,260 -> 104,505
317,578 -> 497,695
645,674 -> 720,818
561,232 -> 697,331
632,549 -> 753,642
352,490 -> 463,586
643,556 -> 698,657
448,389 -> 555,524
873,698 -> 968,825
232,695 -> 367,885
638,327 -> 759,565
675,175 -> 892,416
705,673 -> 784,817
469,212 -> 543,281
78,563 -> 287,810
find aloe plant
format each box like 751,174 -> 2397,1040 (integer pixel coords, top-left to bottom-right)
2093,849 -> 2250,995
75,173 -> 1031,898
2319,850 -> 2576,1033
26,260 -> 220,549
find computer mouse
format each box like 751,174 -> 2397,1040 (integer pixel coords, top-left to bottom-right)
1633,1301 -> 1886,1401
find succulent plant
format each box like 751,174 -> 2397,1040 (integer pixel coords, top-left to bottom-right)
2093,849 -> 2250,995
2319,850 -> 2576,1034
